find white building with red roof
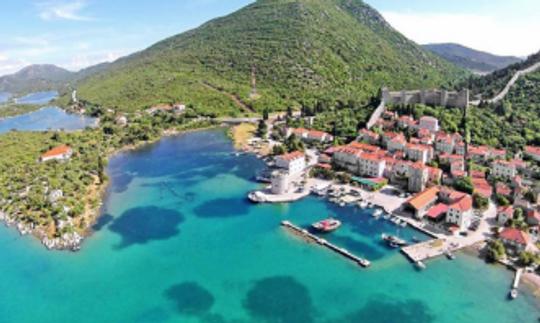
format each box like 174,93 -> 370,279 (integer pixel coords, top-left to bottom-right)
287,128 -> 333,143
408,162 -> 429,193
385,133 -> 407,153
275,151 -> 306,174
500,228 -> 530,253
525,146 -> 540,162
418,116 -> 440,133
405,143 -> 432,164
527,209 -> 540,226
446,194 -> 473,231
434,133 -> 455,155
40,145 -> 73,162
492,160 -> 518,179
358,129 -> 380,145
497,205 -> 514,225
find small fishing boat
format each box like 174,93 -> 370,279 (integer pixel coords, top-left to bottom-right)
509,288 -> 518,300
445,250 -> 456,260
400,221 -> 407,228
359,201 -> 368,209
312,218 -> 342,233
412,236 -> 421,243
374,209 -> 383,217
381,234 -> 407,246
367,202 -> 374,208
383,213 -> 391,220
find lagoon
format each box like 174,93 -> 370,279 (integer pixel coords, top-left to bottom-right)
0,129 -> 538,323
0,107 -> 97,134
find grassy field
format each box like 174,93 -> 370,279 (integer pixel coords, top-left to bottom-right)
229,123 -> 256,149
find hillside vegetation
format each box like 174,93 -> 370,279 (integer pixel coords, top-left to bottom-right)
424,43 -> 522,74
67,0 -> 466,116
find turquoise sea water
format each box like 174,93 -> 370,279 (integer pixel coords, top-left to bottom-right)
14,91 -> 58,104
0,129 -> 538,323
0,107 -> 96,133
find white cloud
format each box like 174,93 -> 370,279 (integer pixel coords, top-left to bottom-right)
63,49 -> 130,71
37,0 -> 93,21
381,11 -> 540,57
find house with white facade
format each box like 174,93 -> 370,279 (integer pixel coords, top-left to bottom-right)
275,151 -> 306,174
405,143 -> 432,164
446,195 -> 473,231
418,116 -> 439,133
492,160 -> 517,179
40,145 -> 73,162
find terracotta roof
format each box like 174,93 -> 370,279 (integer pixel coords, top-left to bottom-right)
348,142 -> 380,153
308,130 -> 331,139
41,145 -> 72,158
470,170 -> 485,179
496,183 -> 512,196
525,146 -> 540,156
426,203 -> 449,219
527,210 -> 540,222
407,186 -> 440,210
472,177 -> 493,198
449,195 -> 473,213
360,153 -> 384,163
420,116 -> 438,123
500,228 -> 529,245
278,151 -> 305,161
497,205 -> 514,218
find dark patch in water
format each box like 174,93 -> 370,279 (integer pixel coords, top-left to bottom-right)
165,282 -> 215,316
109,206 -> 184,247
193,198 -> 250,218
243,276 -> 314,323
110,172 -> 133,193
336,299 -> 435,323
92,214 -> 113,231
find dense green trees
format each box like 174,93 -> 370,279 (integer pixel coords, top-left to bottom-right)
486,240 -> 506,262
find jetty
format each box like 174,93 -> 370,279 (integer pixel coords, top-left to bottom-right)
281,220 -> 371,268
509,268 -> 524,299
401,239 -> 448,264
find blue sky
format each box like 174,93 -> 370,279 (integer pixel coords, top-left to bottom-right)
0,0 -> 539,76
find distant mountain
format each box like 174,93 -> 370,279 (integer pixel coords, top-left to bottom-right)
68,0 -> 467,115
0,64 -> 74,95
423,43 -> 522,74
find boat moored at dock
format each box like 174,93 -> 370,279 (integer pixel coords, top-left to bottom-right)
381,233 -> 408,247
312,218 -> 342,233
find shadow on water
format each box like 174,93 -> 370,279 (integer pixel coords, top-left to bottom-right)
332,298 -> 435,323
165,282 -> 215,316
109,173 -> 134,193
109,206 -> 184,248
91,214 -> 113,231
193,198 -> 251,218
243,276 -> 315,323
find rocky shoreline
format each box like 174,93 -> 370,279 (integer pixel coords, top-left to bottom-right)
0,124 -> 217,251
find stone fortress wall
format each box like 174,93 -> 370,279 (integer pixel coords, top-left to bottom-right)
381,87 -> 470,109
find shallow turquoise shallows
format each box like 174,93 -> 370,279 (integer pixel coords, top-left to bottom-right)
0,107 -> 96,133
0,129 -> 538,323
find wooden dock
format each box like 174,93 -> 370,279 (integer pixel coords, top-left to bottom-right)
281,220 -> 371,268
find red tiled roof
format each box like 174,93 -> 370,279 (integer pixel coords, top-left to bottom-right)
308,130 -> 331,139
426,203 -> 448,219
527,210 -> 540,222
472,178 -> 492,198
500,228 -> 529,245
348,142 -> 380,153
525,146 -> 540,156
41,145 -> 72,158
470,170 -> 485,179
496,183 -> 512,196
407,186 -> 440,210
316,163 -> 332,170
497,205 -> 514,218
278,151 -> 305,161
449,195 -> 473,213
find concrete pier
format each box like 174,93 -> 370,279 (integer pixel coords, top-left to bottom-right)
281,220 -> 371,268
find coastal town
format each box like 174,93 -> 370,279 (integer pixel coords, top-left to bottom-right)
240,104 -> 540,298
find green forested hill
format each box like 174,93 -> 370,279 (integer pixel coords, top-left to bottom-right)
0,64 -> 73,95
68,0 -> 466,116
